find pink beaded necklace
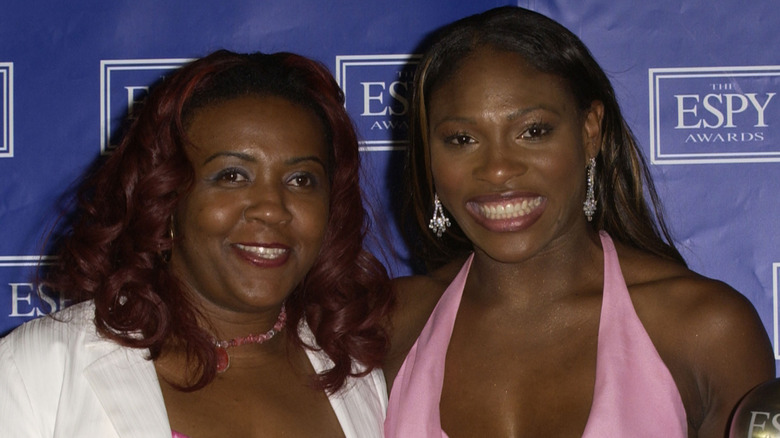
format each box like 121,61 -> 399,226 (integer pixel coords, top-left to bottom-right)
214,304 -> 287,373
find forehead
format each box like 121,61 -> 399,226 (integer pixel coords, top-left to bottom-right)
185,95 -> 329,160
427,48 -> 577,117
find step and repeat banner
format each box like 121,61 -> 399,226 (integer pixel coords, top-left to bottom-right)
1,0 -> 779,369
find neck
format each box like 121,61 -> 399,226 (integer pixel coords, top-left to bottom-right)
213,304 -> 287,373
466,229 -> 603,308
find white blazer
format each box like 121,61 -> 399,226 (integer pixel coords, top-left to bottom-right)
0,301 -> 387,438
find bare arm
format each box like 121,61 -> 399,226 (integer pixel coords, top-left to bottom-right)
681,280 -> 774,437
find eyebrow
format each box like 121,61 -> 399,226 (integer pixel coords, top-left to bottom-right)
202,151 -> 255,165
202,151 -> 327,170
506,106 -> 553,121
432,105 -> 558,129
286,155 -> 328,170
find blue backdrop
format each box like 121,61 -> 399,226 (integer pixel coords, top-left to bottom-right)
1,0 -> 779,373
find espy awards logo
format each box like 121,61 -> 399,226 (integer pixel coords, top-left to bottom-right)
0,257 -> 64,336
336,54 -> 421,151
649,66 -> 780,164
100,59 -> 190,154
1,62 -> 13,158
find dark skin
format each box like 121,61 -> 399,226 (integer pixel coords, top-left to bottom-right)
386,239 -> 774,437
154,96 -> 345,437
384,48 -> 774,437
156,337 -> 344,438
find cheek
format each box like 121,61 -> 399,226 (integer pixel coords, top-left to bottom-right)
196,208 -> 235,235
537,153 -> 587,209
538,153 -> 577,180
292,196 -> 330,240
180,195 -> 243,239
430,150 -> 463,195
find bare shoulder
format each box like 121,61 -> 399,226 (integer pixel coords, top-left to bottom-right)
616,243 -> 768,349
616,243 -> 774,434
384,257 -> 467,386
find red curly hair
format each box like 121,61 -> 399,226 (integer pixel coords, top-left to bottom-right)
45,49 -> 393,392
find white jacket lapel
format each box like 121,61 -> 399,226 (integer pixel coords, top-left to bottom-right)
84,343 -> 171,438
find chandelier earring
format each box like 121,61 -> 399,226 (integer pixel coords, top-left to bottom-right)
583,157 -> 597,222
428,193 -> 451,237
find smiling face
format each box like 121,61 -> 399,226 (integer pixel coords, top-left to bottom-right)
427,47 -> 602,263
170,95 -> 330,316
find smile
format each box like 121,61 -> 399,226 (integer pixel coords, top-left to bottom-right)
476,197 -> 544,220
234,244 -> 289,260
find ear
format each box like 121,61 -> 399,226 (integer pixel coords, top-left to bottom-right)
582,100 -> 604,162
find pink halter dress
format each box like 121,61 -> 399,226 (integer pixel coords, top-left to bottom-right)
384,231 -> 687,437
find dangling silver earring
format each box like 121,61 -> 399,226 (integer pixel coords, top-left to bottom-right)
428,193 -> 451,237
583,157 -> 597,222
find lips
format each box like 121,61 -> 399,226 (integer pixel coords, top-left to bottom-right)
232,243 -> 291,268
234,244 -> 288,260
465,194 -> 545,232
476,197 -> 543,220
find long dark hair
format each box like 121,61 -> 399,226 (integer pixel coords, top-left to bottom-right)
45,50 -> 392,392
404,6 -> 685,270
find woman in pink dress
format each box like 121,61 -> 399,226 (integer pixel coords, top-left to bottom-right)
384,6 -> 774,437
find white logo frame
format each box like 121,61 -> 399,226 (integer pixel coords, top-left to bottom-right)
100,59 -> 191,155
649,66 -> 780,165
335,54 -> 421,152
0,63 -> 13,158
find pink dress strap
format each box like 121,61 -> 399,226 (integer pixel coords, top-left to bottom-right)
384,255 -> 472,438
582,231 -> 687,436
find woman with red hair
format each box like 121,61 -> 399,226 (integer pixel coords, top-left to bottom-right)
0,49 -> 392,437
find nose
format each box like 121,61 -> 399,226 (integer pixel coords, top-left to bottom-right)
242,185 -> 293,225
473,141 -> 527,186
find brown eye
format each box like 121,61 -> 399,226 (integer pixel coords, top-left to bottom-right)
214,168 -> 249,184
520,124 -> 552,140
445,133 -> 475,146
287,172 -> 316,187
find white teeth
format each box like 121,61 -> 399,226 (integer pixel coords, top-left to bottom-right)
478,197 -> 542,220
235,244 -> 287,259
